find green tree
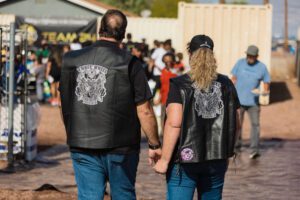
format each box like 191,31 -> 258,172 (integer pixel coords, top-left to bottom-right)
227,0 -> 248,4
98,0 -> 151,15
151,0 -> 192,18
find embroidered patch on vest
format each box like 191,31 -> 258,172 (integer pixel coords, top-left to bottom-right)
75,64 -> 108,105
181,148 -> 194,161
193,81 -> 224,119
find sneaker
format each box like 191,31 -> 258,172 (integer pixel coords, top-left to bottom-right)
249,152 -> 260,159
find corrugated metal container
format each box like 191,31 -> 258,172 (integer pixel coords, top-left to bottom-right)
0,14 -> 15,26
126,17 -> 180,50
97,17 -> 180,50
178,2 -> 273,75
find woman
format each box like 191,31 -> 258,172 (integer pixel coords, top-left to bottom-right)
154,35 -> 240,200
46,48 -> 62,106
34,55 -> 46,103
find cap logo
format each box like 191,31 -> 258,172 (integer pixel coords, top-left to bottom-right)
200,41 -> 211,49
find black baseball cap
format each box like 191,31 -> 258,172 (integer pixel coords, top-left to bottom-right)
133,42 -> 143,51
188,35 -> 214,53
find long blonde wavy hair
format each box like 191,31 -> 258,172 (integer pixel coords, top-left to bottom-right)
189,48 -> 218,90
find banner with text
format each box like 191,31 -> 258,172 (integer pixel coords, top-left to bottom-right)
15,16 -> 97,45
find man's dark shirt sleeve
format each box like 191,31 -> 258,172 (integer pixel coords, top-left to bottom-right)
166,81 -> 182,106
129,57 -> 153,104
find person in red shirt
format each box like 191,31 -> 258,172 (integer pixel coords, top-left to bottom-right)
160,53 -> 177,134
174,52 -> 185,73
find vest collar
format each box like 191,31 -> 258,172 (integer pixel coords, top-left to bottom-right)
93,40 -> 119,48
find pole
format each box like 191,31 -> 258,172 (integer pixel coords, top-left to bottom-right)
284,0 -> 289,51
7,22 -> 15,171
0,28 -> 2,76
297,41 -> 300,87
23,29 -> 28,160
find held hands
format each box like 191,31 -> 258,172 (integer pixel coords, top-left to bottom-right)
148,148 -> 169,175
148,148 -> 162,166
153,157 -> 169,175
148,144 -> 169,175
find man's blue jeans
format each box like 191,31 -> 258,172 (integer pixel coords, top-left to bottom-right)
166,160 -> 228,200
71,151 -> 139,200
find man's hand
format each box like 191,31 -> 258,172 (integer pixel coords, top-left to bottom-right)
148,148 -> 162,166
153,158 -> 169,174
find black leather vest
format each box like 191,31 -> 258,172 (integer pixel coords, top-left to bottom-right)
60,41 -> 140,149
171,74 -> 238,163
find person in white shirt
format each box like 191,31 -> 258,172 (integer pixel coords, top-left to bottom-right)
150,40 -> 173,95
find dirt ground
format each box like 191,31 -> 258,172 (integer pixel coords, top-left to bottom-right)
36,80 -> 300,145
0,78 -> 299,199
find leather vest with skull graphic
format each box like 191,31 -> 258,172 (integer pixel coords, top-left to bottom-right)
171,74 -> 238,163
60,42 -> 140,149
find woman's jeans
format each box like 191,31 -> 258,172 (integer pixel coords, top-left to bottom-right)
166,160 -> 228,200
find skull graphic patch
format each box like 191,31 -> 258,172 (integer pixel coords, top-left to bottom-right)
193,81 -> 224,119
75,64 -> 108,105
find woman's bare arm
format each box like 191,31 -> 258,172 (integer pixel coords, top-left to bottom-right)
154,103 -> 182,173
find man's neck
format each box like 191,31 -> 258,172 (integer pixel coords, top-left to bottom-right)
99,37 -> 119,43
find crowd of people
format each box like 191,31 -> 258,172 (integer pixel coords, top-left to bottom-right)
120,34 -> 187,133
15,39 -> 92,106
9,32 -> 186,111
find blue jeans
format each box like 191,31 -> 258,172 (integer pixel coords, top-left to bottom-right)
166,160 -> 228,200
71,151 -> 139,200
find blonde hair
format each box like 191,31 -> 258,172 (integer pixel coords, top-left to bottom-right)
189,48 -> 218,90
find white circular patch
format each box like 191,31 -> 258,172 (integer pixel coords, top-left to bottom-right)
75,64 -> 108,105
181,148 -> 194,161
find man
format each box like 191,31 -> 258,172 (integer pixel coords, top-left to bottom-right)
149,43 -> 167,95
131,43 -> 151,80
231,45 -> 270,159
149,40 -> 173,95
141,38 -> 149,58
125,32 -> 134,52
60,10 -> 161,200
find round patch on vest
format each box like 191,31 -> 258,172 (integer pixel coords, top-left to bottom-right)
181,148 -> 194,161
75,64 -> 108,105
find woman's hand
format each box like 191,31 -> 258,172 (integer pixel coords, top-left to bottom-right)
153,158 -> 169,174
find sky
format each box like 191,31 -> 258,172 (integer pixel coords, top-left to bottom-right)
194,0 -> 300,39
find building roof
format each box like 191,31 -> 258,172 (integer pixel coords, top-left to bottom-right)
0,0 -> 138,17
